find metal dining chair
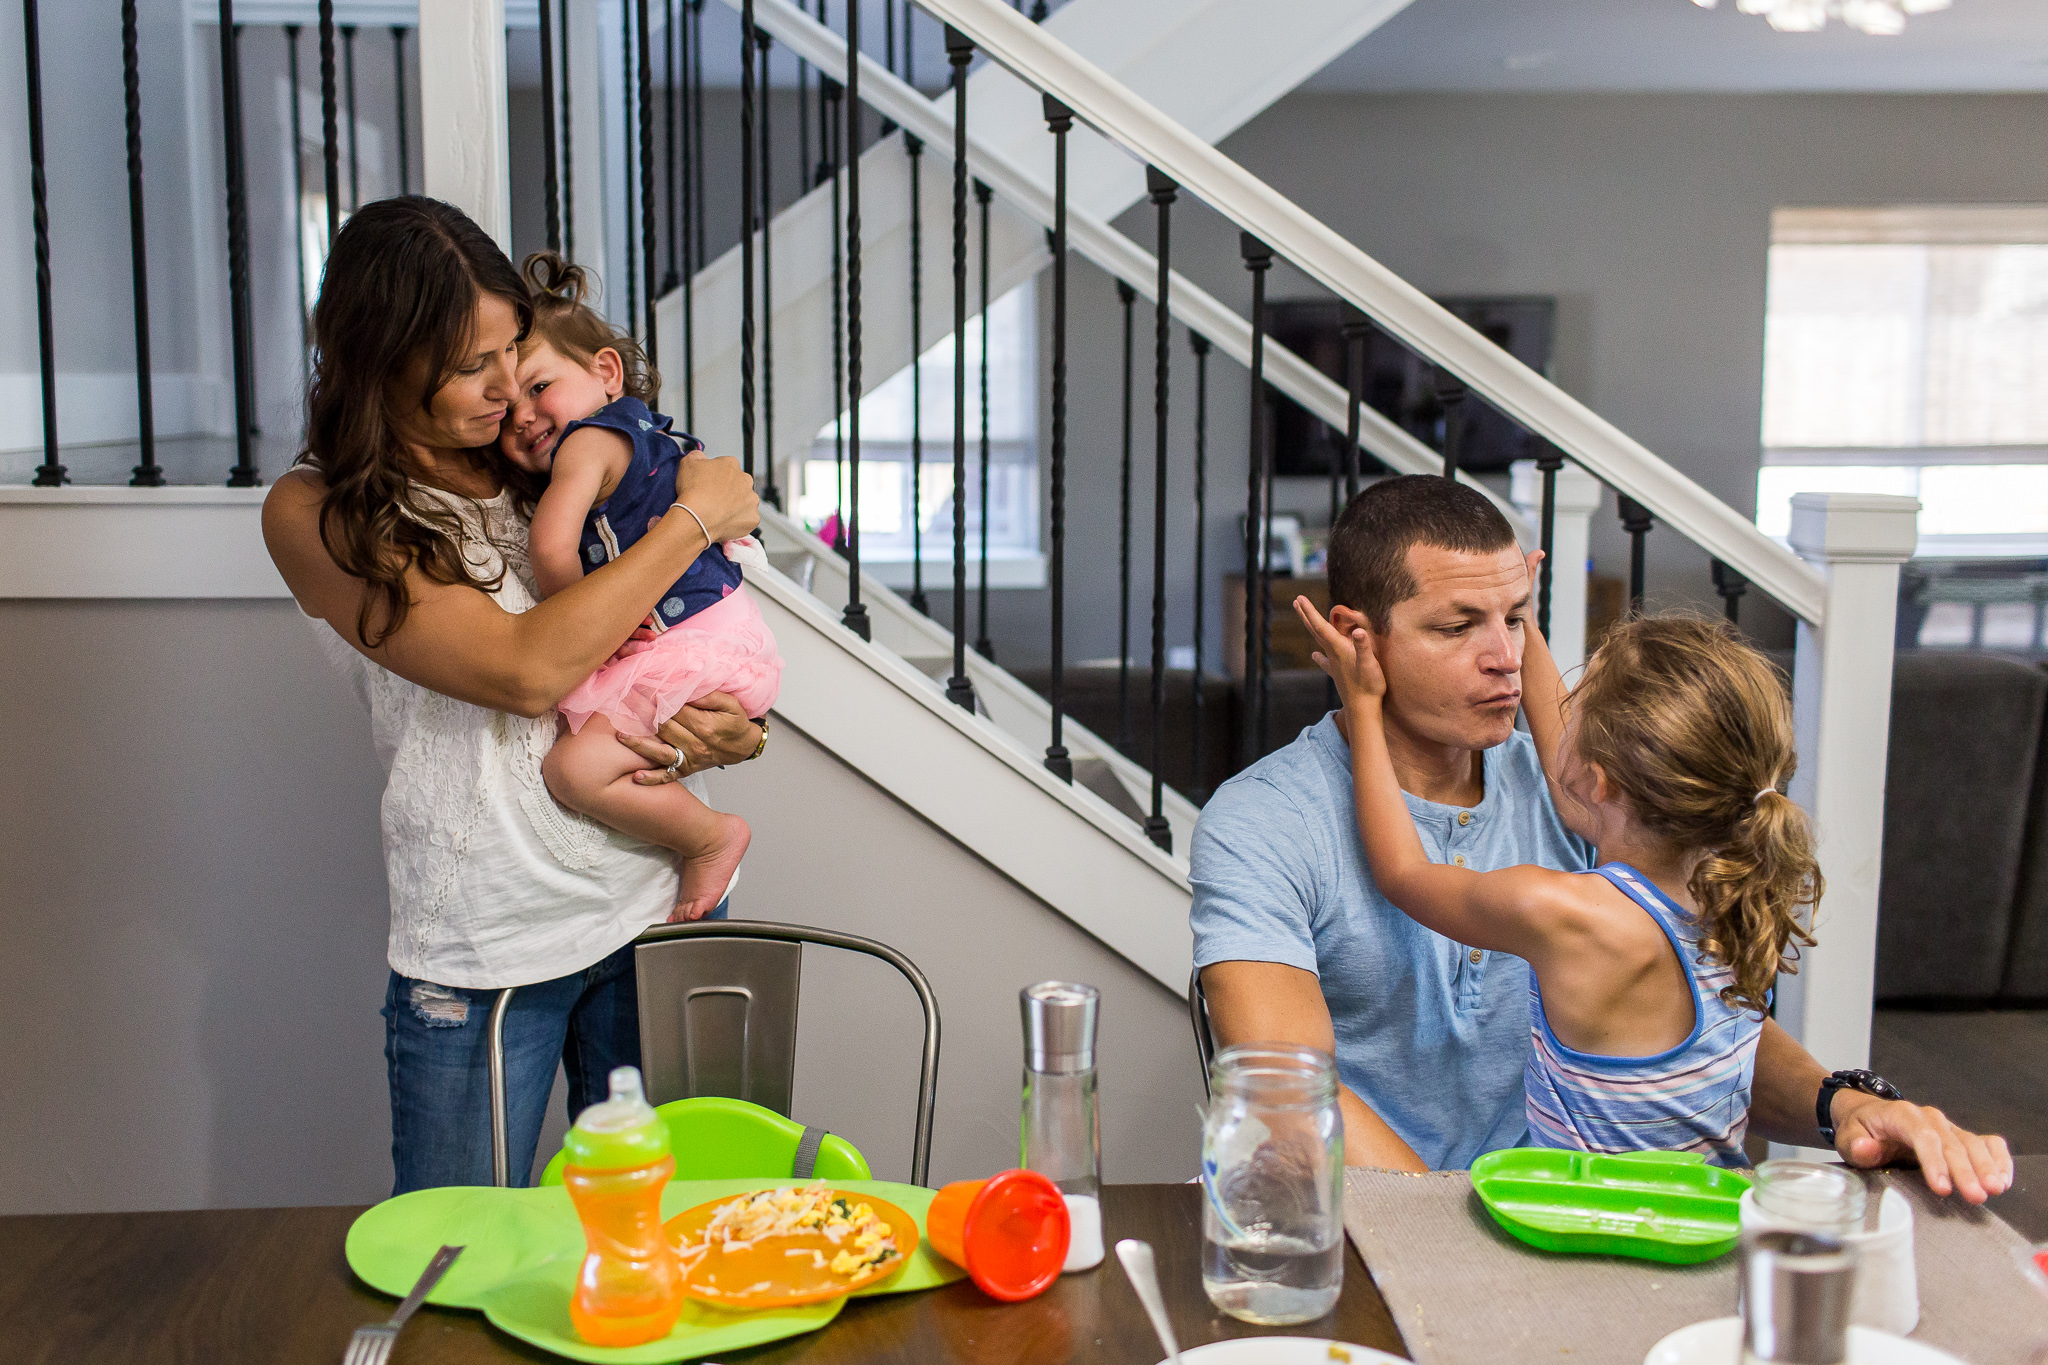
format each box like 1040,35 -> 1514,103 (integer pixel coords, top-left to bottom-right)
488,920 -> 942,1187
1188,967 -> 1218,1099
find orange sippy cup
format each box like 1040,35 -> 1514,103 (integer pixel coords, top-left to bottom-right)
924,1168 -> 1072,1302
561,1066 -> 683,1346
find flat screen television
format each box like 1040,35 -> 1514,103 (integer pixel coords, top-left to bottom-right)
1266,295 -> 1556,478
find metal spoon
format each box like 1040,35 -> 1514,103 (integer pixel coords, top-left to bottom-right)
1116,1238 -> 1183,1365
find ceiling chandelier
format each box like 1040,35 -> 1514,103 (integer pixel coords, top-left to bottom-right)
1691,0 -> 1953,35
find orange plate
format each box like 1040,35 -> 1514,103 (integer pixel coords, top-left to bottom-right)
663,1188 -> 917,1311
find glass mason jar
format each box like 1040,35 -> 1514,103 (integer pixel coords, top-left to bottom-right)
1201,1044 -> 1345,1325
1020,981 -> 1104,1271
1752,1160 -> 1868,1236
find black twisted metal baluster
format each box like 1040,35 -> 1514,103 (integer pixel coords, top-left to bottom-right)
121,0 -> 159,486
391,25 -> 409,197
738,0 -> 756,476
561,10 -> 575,258
537,1 -> 561,250
286,25 -> 310,376
1434,366 -> 1466,482
1190,330 -> 1211,801
1031,0 -> 1049,19
676,0 -> 690,423
1620,494 -> 1652,618
341,25 -> 359,210
1712,559 -> 1747,625
974,178 -> 993,660
1042,95 -> 1073,782
22,0 -> 60,485
691,0 -> 705,276
907,132 -> 928,616
318,0 -> 339,242
842,1 -> 870,641
1145,167 -> 1178,854
660,0 -> 676,293
636,0 -> 657,356
1116,277 -> 1136,753
886,0 -> 896,72
1242,233 -> 1273,757
757,28 -> 779,510
944,25 -> 977,713
822,74 -> 844,546
221,11 -> 259,484
1342,307 -> 1366,504
1534,439 -> 1563,636
621,12 -> 638,330
902,0 -> 914,87
796,4 -> 809,192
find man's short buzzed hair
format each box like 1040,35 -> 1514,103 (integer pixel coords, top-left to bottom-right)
1328,475 -> 1518,629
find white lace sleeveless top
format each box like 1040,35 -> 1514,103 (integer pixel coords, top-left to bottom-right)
310,487 -> 700,988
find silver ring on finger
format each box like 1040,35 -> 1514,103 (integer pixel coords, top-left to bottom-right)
664,744 -> 688,778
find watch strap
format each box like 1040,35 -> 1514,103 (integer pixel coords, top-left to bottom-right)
1817,1069 -> 1903,1146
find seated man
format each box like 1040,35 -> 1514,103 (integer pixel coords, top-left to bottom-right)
1192,475 -> 2010,1198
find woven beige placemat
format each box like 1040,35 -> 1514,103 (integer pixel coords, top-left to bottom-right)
1342,1167 -> 2048,1365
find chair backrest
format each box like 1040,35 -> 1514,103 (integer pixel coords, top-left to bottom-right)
489,920 -> 941,1187
1188,967 -> 1217,1100
535,1095 -> 873,1186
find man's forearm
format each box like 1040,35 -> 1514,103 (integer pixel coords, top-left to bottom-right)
1340,1085 -> 1428,1172
1747,1018 -> 1829,1148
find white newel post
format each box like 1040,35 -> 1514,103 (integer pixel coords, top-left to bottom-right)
419,0 -> 514,251
1776,493 -> 1918,1121
1509,459 -> 1604,677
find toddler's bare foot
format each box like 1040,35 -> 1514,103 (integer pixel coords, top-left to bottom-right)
670,813 -> 751,922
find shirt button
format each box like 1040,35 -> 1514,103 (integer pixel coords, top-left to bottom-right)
1453,855 -> 1467,867
1457,811 -> 1472,827
1469,949 -> 1484,964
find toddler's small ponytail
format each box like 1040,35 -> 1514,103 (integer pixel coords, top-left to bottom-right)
517,250 -> 660,403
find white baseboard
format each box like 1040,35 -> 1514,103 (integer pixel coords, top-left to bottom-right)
0,373 -> 230,454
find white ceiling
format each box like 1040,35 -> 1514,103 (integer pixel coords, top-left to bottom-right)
1303,0 -> 2048,93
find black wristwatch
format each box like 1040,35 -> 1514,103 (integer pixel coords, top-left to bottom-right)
1817,1069 -> 1904,1146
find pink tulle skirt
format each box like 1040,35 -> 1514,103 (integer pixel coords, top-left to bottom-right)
559,586 -> 783,737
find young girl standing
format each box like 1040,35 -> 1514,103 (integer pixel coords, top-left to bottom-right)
501,254 -> 782,923
1296,583 -> 1822,1167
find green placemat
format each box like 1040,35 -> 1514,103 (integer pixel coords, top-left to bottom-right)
345,1179 -> 964,1363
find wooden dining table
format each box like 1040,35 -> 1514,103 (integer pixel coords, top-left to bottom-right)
5,1158 -> 2043,1365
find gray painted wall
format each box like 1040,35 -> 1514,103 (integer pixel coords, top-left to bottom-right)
940,91 -> 2048,669
0,599 -> 1198,1215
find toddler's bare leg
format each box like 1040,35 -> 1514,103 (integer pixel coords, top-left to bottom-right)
542,717 -> 750,921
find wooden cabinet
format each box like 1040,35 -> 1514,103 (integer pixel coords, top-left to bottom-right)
1221,574 -> 1329,681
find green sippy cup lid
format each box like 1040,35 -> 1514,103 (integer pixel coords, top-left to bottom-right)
564,1066 -> 670,1170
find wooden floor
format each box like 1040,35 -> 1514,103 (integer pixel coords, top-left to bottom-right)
1872,1008 -> 2048,1153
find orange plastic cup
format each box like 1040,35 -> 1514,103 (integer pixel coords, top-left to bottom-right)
924,1169 -> 1072,1302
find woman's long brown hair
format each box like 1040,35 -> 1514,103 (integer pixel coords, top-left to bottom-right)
1569,616 -> 1823,1014
298,196 -> 539,647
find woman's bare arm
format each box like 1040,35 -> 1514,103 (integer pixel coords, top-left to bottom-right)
264,453 -> 758,717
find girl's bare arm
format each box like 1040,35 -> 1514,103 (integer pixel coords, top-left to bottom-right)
529,428 -> 631,599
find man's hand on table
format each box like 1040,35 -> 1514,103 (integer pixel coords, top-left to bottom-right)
1831,1091 -> 2013,1204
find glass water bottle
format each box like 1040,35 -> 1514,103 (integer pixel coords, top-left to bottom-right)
1020,981 -> 1104,1271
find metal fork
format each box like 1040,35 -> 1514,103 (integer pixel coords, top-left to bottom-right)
344,1244 -> 463,1365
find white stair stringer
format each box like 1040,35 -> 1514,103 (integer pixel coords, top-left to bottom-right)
743,503 -> 1198,996
665,0 -> 1424,498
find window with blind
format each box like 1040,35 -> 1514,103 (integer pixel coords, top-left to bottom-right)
1755,206 -> 2048,556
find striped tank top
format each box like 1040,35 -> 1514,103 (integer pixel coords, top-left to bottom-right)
1524,863 -> 1762,1168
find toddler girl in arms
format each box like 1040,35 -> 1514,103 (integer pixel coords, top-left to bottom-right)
501,253 -> 781,921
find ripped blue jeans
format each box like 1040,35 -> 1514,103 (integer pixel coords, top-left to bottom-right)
381,905 -> 724,1194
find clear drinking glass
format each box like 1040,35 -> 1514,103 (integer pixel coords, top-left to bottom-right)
1201,1043 -> 1345,1325
1020,981 -> 1104,1271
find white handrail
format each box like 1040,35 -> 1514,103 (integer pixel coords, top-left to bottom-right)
908,0 -> 1828,626
731,0 -> 1526,525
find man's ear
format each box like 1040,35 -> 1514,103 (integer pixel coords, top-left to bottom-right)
594,347 -> 627,399
1329,604 -> 1376,637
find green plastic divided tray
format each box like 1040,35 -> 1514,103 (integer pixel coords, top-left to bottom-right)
1470,1148 -> 1753,1265
345,1178 -> 966,1363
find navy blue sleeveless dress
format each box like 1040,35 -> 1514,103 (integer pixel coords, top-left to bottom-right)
564,395 -> 743,629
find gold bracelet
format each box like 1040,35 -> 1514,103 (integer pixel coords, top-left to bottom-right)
748,717 -> 770,761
